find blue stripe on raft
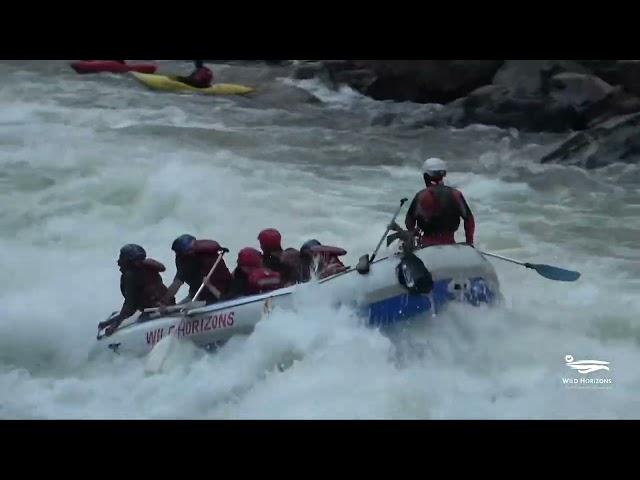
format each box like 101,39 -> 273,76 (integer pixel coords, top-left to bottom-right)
366,277 -> 495,327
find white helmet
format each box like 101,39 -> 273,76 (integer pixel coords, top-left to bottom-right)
422,157 -> 448,177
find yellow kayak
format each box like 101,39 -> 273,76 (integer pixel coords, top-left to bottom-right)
130,72 -> 255,96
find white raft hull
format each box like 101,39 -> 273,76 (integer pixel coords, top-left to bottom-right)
92,245 -> 500,357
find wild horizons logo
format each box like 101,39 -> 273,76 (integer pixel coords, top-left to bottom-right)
562,355 -> 613,388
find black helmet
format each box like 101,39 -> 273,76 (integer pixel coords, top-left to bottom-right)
118,244 -> 146,264
301,239 -> 321,253
172,234 -> 196,255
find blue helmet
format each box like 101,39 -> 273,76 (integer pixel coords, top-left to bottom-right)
119,244 -> 146,264
172,234 -> 196,255
301,239 -> 321,253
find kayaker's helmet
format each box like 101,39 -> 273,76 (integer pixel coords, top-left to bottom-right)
195,60 -> 204,69
258,229 -> 282,253
172,234 -> 196,256
118,244 -> 146,267
238,247 -> 263,269
422,157 -> 447,183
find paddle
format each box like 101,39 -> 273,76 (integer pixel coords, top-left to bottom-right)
192,248 -> 229,302
144,247 -> 229,374
480,251 -> 581,282
142,301 -> 206,316
357,198 -> 408,274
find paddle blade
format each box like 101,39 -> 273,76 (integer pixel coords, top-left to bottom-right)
528,263 -> 581,282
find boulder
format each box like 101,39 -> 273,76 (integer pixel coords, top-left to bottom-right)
540,112 -> 640,168
493,60 -> 589,96
358,60 -> 504,104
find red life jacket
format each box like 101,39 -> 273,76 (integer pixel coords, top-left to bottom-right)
178,240 -> 232,298
190,67 -> 213,88
141,258 -> 166,272
413,185 -> 464,246
137,258 -> 173,308
264,248 -> 302,285
245,267 -> 282,295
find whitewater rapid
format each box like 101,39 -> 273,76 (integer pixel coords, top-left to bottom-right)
0,60 -> 639,419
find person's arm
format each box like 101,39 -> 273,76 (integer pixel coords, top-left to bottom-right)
108,301 -> 137,328
162,275 -> 184,304
99,275 -> 138,332
203,279 -> 221,300
454,190 -> 475,245
404,194 -> 419,232
221,270 -> 247,300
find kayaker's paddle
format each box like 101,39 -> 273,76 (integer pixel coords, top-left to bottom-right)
145,247 -> 228,375
357,198 -> 408,274
480,251 -> 581,282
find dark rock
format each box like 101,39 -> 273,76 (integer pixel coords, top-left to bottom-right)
615,60 -> 640,97
439,70 -> 640,133
293,63 -> 326,80
548,73 -> 614,109
323,60 -> 359,74
264,60 -> 293,66
576,60 -> 640,97
292,65 -> 319,80
331,68 -> 377,92
585,88 -> 640,127
540,112 -> 640,168
312,60 -> 503,104
359,60 -> 504,104
493,60 -> 589,97
292,59 -> 640,137
450,83 -> 586,132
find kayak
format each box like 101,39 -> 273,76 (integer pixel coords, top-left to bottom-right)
70,61 -> 158,74
92,244 -> 501,357
130,72 -> 255,96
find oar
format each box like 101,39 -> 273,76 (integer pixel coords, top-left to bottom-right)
145,247 -> 229,374
192,248 -> 229,302
480,251 -> 581,282
357,198 -> 408,274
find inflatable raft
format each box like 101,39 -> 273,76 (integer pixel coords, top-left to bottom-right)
130,72 -> 255,96
92,244 -> 501,357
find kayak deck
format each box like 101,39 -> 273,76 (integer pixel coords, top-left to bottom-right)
130,72 -> 255,95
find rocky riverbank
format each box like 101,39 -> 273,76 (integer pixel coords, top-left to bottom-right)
292,60 -> 640,169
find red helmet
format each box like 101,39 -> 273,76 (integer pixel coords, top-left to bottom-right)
238,247 -> 263,269
257,228 -> 282,252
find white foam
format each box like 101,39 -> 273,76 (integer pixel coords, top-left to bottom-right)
0,61 -> 639,419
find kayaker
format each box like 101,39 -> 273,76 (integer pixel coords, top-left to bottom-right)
160,234 -> 232,307
223,247 -> 282,299
257,228 -> 303,286
177,60 -> 214,89
404,157 -> 475,247
299,239 -> 348,281
98,244 -> 174,336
